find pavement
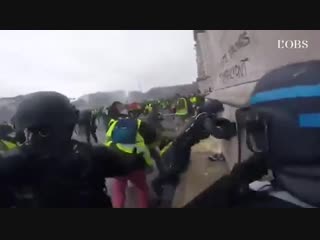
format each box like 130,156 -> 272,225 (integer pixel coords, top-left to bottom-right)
172,138 -> 229,208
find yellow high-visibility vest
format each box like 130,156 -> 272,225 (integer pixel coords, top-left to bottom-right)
148,104 -> 153,112
144,104 -> 153,114
176,98 -> 188,116
0,139 -> 17,152
190,96 -> 197,104
105,118 -> 153,167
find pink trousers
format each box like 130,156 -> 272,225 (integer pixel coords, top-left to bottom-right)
112,170 -> 149,208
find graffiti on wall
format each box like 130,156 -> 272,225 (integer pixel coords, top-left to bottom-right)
220,31 -> 250,65
218,31 -> 251,86
219,58 -> 249,84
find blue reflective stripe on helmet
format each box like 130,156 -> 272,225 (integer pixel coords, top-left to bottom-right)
250,84 -> 320,105
299,113 -> 320,128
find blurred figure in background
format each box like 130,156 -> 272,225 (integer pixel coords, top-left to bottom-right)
174,94 -> 194,132
76,109 -> 98,144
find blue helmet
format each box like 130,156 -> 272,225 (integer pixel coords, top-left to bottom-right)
247,60 -> 320,206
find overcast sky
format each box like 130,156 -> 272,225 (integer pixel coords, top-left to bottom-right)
0,30 -> 196,98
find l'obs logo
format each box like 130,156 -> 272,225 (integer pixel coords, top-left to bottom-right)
278,40 -> 309,49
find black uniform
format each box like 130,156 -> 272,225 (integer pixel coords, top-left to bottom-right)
184,154 -> 268,208
152,112 -> 214,207
0,140 -> 145,208
183,154 -> 303,208
2,91 -> 145,208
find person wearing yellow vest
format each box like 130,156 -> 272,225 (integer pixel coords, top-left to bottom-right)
106,119 -> 154,167
144,103 -> 153,115
105,103 -> 157,208
174,95 -> 193,131
175,96 -> 190,119
0,123 -> 20,152
189,94 -> 198,115
190,95 -> 197,106
0,139 -> 17,152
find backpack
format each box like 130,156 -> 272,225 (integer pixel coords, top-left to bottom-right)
111,118 -> 138,144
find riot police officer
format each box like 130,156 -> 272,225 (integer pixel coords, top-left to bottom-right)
152,99 -> 226,207
0,91 -> 145,208
185,60 -> 320,208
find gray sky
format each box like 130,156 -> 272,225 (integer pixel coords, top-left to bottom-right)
0,30 -> 196,98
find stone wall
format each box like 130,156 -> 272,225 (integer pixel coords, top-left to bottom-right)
194,30 -> 320,168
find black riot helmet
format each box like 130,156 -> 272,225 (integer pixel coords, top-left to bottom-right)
13,92 -> 79,149
198,98 -> 224,115
198,98 -> 237,140
247,60 -> 320,206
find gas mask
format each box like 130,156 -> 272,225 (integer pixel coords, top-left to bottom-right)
197,99 -> 237,140
24,125 -> 74,152
207,116 -> 237,140
200,102 -> 270,165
